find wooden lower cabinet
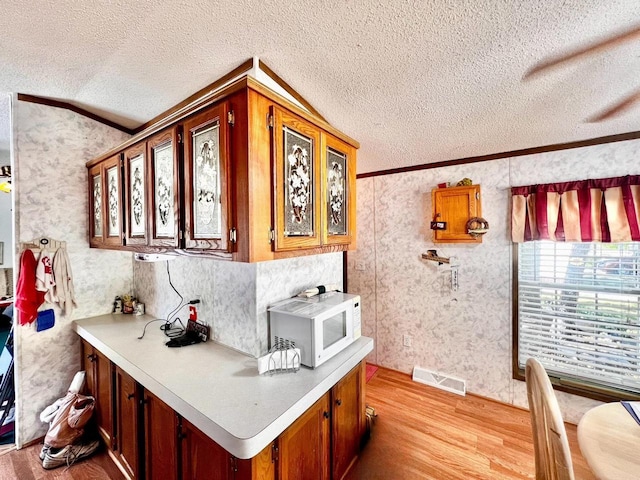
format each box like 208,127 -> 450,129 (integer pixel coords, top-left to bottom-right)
180,418 -> 234,480
276,362 -> 364,480
144,390 -> 179,480
81,340 -> 115,449
81,342 -> 364,480
116,366 -> 142,479
331,363 -> 363,480
277,394 -> 331,480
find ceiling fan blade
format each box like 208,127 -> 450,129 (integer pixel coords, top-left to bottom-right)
586,89 -> 640,123
524,24 -> 640,79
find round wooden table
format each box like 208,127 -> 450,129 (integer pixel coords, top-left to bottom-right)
578,402 -> 640,480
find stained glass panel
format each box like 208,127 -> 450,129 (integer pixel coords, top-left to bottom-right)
153,142 -> 174,237
192,122 -> 221,238
129,154 -> 145,236
93,174 -> 102,237
106,166 -> 119,237
284,126 -> 314,236
327,148 -> 347,235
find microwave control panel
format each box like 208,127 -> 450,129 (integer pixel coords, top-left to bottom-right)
353,299 -> 361,339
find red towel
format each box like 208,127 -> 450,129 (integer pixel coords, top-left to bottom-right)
15,249 -> 45,325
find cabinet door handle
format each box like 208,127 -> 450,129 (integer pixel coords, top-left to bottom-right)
335,399 -> 342,406
127,393 -> 135,400
86,354 -> 97,362
323,411 -> 330,419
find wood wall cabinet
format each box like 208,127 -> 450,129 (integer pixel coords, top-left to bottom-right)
122,127 -> 181,249
182,102 -> 234,251
147,127 -> 181,247
432,184 -> 482,244
123,142 -> 148,246
269,107 -> 357,253
87,75 -> 358,261
322,133 -> 356,247
81,339 -> 115,449
271,106 -> 322,251
89,154 -> 124,247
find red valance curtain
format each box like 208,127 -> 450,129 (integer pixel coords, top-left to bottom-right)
511,175 -> 640,243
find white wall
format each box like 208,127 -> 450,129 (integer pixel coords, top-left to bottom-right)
347,138 -> 640,424
13,100 -> 133,446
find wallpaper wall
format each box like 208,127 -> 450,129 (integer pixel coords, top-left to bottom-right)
347,138 -> 640,424
133,252 -> 343,357
13,100 -> 132,446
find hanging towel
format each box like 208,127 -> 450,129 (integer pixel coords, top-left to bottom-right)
36,309 -> 55,332
36,248 -> 56,299
15,250 -> 45,325
51,247 -> 77,316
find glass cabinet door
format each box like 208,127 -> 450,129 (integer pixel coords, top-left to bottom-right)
326,148 -> 347,235
322,134 -> 356,246
89,163 -> 103,247
124,143 -> 147,245
183,103 -> 232,251
271,106 -> 321,251
148,127 -> 180,247
102,154 -> 123,247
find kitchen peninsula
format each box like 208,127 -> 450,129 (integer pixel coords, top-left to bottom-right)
74,314 -> 373,480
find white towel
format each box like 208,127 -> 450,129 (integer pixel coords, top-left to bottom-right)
36,248 -> 56,299
51,248 -> 77,316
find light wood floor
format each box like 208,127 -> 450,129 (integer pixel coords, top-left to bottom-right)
0,442 -> 124,480
0,367 -> 596,479
346,366 -> 596,480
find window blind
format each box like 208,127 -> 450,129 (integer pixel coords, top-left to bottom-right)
517,241 -> 640,394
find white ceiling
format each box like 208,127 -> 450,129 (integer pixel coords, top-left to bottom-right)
1,0 -> 640,173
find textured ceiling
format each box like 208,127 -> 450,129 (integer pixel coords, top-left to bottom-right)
1,0 -> 640,173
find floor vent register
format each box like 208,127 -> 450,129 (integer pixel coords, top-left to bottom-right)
412,366 -> 466,396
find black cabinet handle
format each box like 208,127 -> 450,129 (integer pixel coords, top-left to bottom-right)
323,411 -> 330,419
127,393 -> 135,400
336,399 -> 342,406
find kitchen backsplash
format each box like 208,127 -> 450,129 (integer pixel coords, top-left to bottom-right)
134,252 -> 343,357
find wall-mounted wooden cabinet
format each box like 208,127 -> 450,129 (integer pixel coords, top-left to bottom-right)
86,76 -> 358,262
89,154 -> 124,248
270,107 -> 357,253
322,133 -> 356,247
122,127 -> 181,249
432,184 -> 482,244
182,102 -> 233,251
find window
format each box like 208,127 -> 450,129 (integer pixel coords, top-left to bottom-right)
515,241 -> 640,398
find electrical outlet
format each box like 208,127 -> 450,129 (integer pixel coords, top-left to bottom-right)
403,335 -> 412,348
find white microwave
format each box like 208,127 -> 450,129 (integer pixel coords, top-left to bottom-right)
268,292 -> 361,368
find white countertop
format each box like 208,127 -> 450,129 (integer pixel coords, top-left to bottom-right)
73,314 -> 373,459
